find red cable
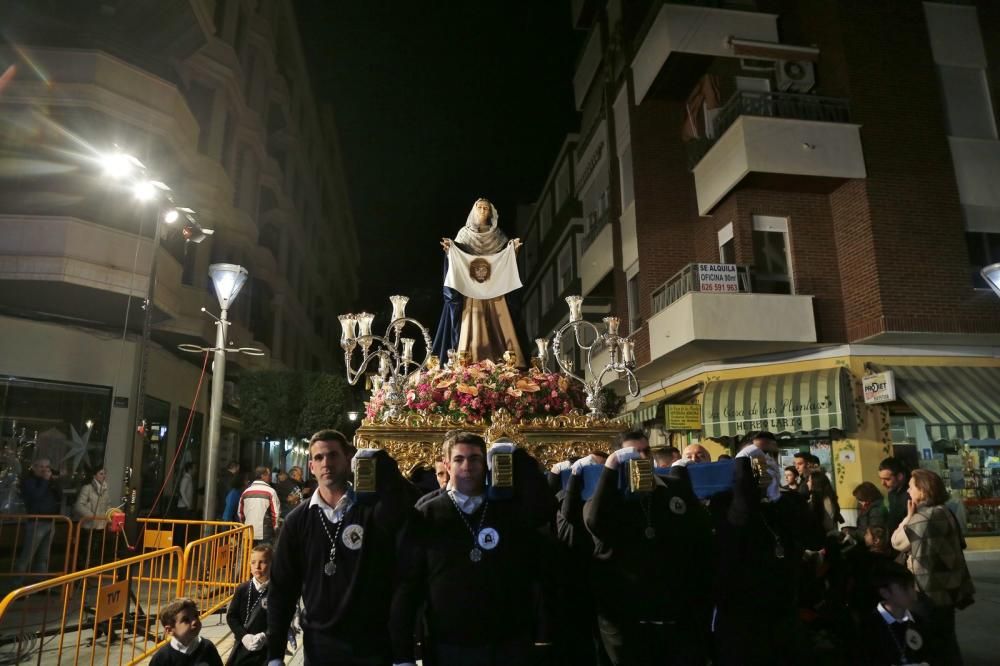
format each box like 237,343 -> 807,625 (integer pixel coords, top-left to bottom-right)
131,350 -> 209,550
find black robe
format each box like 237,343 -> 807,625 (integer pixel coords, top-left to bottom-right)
225,580 -> 269,666
149,639 -> 223,666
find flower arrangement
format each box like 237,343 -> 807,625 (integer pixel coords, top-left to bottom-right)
365,359 -> 588,423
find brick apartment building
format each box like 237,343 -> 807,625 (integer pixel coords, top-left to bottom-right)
521,0 -> 1000,538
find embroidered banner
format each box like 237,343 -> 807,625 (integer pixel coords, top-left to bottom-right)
445,243 -> 522,300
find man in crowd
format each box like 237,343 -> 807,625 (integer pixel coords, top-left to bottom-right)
878,456 -> 910,534
239,467 -> 280,546
585,430 -> 713,665
12,458 -> 61,585
682,444 -> 711,464
274,467 -> 303,517
736,431 -> 782,501
652,446 -> 681,469
793,452 -> 812,497
217,461 -> 239,518
267,429 -> 413,665
391,432 -> 553,665
434,459 -> 449,489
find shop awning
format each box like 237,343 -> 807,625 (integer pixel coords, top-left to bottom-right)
627,402 -> 661,426
879,365 -> 1000,442
701,367 -> 854,439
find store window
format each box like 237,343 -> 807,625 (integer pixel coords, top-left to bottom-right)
751,215 -> 793,294
0,377 -> 112,511
141,396 -> 170,511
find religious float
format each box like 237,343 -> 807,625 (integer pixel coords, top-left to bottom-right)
340,199 -> 639,472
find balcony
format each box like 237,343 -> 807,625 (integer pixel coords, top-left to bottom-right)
691,90 -> 866,215
580,211 -> 613,295
632,2 -> 778,104
641,263 -> 816,377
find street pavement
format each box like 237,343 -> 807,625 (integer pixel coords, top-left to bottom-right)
958,555 -> 1000,666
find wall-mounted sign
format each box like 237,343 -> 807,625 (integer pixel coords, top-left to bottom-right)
863,371 -> 896,405
696,263 -> 740,293
95,579 -> 129,624
666,404 -> 702,430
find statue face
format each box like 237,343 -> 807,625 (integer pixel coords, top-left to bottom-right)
474,200 -> 492,225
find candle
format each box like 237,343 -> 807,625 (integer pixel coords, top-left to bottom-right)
621,339 -> 635,365
604,316 -> 620,337
390,295 -> 408,322
402,337 -> 415,362
339,314 -> 357,342
566,295 -> 583,323
356,312 -> 374,337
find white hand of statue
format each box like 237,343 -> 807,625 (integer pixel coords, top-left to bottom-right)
440,238 -> 451,252
572,455 -> 598,475
551,460 -> 571,474
606,447 -> 638,470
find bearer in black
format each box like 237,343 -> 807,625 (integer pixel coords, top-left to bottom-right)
266,429 -> 413,666
391,432 -> 554,666
584,430 -> 713,666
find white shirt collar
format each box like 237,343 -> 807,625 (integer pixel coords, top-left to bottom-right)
876,602 -> 914,625
309,486 -> 354,524
447,486 -> 485,514
252,577 -> 267,593
169,635 -> 200,654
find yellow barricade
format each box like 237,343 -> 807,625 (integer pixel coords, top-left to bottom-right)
179,525 -> 253,616
0,546 -> 183,666
0,514 -> 74,589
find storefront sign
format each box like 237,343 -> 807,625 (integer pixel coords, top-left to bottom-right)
696,263 -> 740,293
666,404 -> 702,430
863,371 -> 896,404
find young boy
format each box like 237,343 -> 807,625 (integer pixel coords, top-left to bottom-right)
856,561 -> 930,665
152,597 -> 223,666
225,545 -> 271,665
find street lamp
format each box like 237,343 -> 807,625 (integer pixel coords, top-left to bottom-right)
202,263 -> 249,521
99,149 -> 212,545
347,410 -> 360,422
981,263 -> 1000,299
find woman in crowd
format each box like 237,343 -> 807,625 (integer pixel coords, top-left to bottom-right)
891,468 -> 975,664
808,471 -> 842,536
850,481 -> 888,547
73,468 -> 110,568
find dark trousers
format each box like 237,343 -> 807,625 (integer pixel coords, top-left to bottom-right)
713,607 -> 801,666
914,594 -> 963,666
431,638 -> 531,666
597,616 -> 705,666
303,630 -> 389,666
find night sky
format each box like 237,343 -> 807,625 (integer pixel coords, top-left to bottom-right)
297,1 -> 580,324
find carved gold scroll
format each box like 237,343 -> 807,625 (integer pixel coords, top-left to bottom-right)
353,408 -> 629,475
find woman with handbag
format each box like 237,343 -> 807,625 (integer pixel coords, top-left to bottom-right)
891,468 -> 975,665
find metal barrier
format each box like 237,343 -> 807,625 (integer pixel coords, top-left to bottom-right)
0,514 -> 74,590
179,524 -> 253,616
0,546 -> 183,665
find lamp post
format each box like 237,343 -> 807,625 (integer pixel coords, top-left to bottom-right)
100,150 -> 213,545
981,263 -> 1000,298
202,263 -> 249,521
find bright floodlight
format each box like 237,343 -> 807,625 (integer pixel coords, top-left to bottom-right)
133,180 -> 156,201
347,411 -> 360,422
101,152 -> 135,179
164,209 -> 180,224
982,263 -> 1000,299
208,263 -> 249,311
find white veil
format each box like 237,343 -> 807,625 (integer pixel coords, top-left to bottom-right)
454,199 -> 508,254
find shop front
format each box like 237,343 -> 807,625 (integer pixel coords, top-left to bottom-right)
875,364 -> 1000,540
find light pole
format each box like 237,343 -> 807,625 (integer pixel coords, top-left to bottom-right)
99,151 -> 213,546
202,263 -> 249,521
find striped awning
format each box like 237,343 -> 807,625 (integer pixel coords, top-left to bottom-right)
880,365 -> 1000,442
701,367 -> 854,439
627,402 -> 661,427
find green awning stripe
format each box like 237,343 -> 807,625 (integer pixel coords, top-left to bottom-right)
879,365 -> 1000,443
701,367 -> 852,439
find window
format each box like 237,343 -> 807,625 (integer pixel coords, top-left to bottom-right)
525,295 -> 538,341
967,231 -> 1000,288
627,272 -> 641,333
557,243 -> 574,294
718,223 -> 735,264
539,195 -> 552,242
751,215 -> 793,294
541,268 -> 554,313
619,144 -> 635,210
555,159 -> 572,208
938,65 -> 997,139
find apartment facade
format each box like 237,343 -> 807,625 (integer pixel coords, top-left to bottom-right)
0,0 -> 358,508
562,0 -> 1000,538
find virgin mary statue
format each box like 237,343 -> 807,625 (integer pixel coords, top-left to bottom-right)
432,198 -> 526,366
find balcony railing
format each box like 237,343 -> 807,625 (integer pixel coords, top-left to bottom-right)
687,90 -> 851,168
650,263 -> 752,314
582,210 -> 610,252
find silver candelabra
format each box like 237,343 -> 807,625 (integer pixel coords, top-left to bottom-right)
340,295 -> 433,419
541,295 -> 639,416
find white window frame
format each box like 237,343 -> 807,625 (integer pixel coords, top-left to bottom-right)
717,222 -> 734,263
751,215 -> 794,294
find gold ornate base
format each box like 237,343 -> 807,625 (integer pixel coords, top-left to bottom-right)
354,409 -> 627,473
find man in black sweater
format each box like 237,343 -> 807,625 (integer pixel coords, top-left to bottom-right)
266,429 -> 413,666
391,432 -> 554,666
584,430 -> 713,666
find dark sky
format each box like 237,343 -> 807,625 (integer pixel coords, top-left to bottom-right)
297,1 -> 580,323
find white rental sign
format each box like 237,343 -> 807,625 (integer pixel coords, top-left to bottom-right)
863,371 -> 896,404
696,264 -> 739,293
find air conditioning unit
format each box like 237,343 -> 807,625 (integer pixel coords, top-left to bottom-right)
775,60 -> 815,93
